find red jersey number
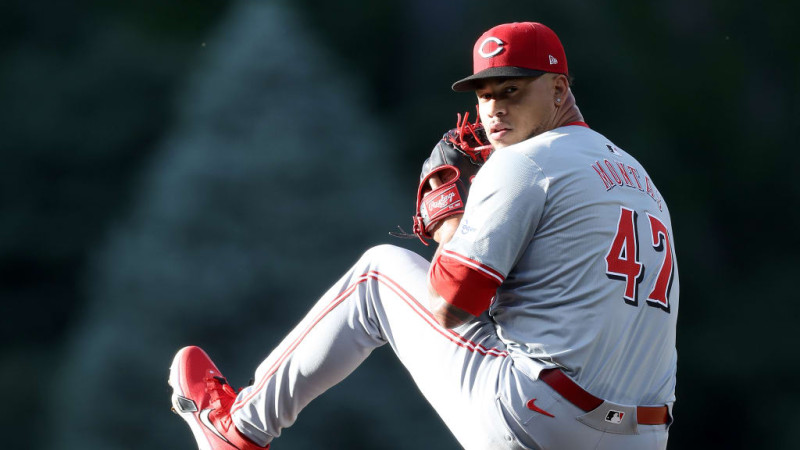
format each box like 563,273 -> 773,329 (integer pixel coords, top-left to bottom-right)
605,207 -> 674,312
604,207 -> 643,305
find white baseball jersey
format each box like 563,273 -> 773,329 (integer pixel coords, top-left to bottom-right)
442,123 -> 679,406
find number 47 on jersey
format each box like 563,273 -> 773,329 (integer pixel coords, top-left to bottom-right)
605,206 -> 675,313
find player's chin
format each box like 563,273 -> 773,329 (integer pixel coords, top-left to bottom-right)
487,136 -> 509,149
488,131 -> 521,149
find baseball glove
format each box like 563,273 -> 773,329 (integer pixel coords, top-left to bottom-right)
393,112 -> 492,245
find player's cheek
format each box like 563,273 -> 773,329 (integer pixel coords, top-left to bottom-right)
477,102 -> 491,125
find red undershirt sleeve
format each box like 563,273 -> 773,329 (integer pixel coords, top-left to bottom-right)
429,250 -> 505,317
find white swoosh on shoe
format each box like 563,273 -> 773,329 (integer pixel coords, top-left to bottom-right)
200,409 -> 230,444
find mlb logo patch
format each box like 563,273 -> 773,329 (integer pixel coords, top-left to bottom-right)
605,410 -> 625,424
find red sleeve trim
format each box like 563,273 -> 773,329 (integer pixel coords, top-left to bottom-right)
429,251 -> 504,316
440,250 -> 504,282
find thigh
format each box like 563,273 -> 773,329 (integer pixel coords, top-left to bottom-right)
360,245 -> 516,449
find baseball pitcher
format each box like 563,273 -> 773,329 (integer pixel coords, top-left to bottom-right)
169,21 -> 679,449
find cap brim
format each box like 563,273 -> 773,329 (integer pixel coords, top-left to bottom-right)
451,67 -> 546,92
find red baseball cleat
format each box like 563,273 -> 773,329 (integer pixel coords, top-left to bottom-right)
169,346 -> 268,449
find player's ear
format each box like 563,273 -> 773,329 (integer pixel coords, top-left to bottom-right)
552,74 -> 569,105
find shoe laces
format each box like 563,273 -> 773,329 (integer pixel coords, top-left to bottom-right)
205,376 -> 239,432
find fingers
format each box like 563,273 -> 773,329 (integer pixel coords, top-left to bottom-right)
428,173 -> 443,189
422,173 -> 442,197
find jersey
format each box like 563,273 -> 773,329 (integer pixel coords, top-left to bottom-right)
443,123 -> 679,406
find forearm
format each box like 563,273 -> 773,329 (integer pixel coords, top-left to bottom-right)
427,215 -> 475,328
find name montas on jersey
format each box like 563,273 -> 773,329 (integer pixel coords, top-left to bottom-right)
591,146 -> 663,211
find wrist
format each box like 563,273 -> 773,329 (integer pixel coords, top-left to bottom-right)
432,214 -> 463,245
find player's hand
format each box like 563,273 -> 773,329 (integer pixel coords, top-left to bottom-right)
420,172 -> 440,197
431,214 -> 462,244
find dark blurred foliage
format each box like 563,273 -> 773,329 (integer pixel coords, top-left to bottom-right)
1,0 -> 798,449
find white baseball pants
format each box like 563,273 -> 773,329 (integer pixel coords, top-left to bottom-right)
230,245 -> 669,449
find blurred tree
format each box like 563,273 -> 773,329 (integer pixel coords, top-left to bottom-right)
46,2 -> 451,449
0,1 -> 228,448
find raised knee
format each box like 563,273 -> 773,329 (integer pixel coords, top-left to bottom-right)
359,244 -> 425,268
361,244 -> 411,261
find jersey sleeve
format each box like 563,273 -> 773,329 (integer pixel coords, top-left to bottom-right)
428,249 -> 504,316
429,149 -> 549,314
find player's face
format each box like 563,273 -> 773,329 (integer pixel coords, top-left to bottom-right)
475,76 -> 557,149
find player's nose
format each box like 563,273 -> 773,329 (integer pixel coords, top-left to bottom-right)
484,99 -> 506,118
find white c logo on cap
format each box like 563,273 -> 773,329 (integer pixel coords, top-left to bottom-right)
478,37 -> 504,58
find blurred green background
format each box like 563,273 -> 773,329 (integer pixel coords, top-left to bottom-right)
2,0 -> 798,449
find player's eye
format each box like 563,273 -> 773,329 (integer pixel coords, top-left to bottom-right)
504,86 -> 518,95
477,92 -> 492,101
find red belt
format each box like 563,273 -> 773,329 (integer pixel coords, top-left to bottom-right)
539,369 -> 670,425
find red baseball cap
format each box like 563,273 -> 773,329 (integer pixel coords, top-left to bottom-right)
452,22 -> 568,92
